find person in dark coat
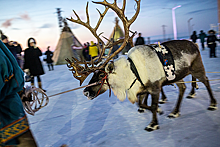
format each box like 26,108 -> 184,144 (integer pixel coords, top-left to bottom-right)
135,33 -> 145,46
198,30 -> 207,50
44,46 -> 54,71
190,31 -> 198,43
1,35 -> 19,64
207,30 -> 218,58
23,37 -> 46,91
82,43 -> 90,61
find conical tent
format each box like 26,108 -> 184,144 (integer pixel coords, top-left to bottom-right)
52,20 -> 83,65
109,17 -> 125,41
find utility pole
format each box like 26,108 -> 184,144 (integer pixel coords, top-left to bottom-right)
188,18 -> 193,38
172,5 -> 181,40
162,25 -> 167,41
56,8 -> 63,28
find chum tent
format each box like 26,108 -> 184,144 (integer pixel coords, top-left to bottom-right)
52,20 -> 83,65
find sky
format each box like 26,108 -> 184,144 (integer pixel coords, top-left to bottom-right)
0,0 -> 218,52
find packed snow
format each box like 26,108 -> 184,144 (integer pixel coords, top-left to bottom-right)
26,43 -> 220,147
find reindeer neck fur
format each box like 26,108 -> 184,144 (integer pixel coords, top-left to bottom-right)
107,45 -> 167,104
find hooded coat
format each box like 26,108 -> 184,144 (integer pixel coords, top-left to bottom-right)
0,40 -> 29,146
23,38 -> 44,76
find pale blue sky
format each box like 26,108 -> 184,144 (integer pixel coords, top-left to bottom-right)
0,0 -> 218,51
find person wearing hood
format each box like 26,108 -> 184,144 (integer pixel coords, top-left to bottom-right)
23,38 -> 46,91
0,40 -> 37,146
207,30 -> 218,58
89,41 -> 98,59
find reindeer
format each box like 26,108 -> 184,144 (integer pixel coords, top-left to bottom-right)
66,0 -> 217,132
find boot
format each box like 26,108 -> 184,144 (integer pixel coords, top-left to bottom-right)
31,82 -> 34,87
38,82 -> 46,92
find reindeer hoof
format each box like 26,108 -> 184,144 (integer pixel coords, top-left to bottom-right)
145,123 -> 159,132
167,112 -> 180,118
207,105 -> 218,111
137,108 -> 145,113
186,93 -> 196,99
157,107 -> 164,115
159,98 -> 167,104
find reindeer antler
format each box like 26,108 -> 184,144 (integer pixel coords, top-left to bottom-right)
66,0 -> 141,85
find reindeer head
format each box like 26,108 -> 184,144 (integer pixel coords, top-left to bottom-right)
83,61 -> 115,100
66,0 -> 140,100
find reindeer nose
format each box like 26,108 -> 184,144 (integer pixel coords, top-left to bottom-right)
83,91 -> 89,97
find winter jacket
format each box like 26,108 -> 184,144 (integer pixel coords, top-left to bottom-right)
0,40 -> 28,146
198,32 -> 207,43
207,34 -> 218,48
45,50 -> 53,63
24,46 -> 44,76
135,37 -> 145,46
89,41 -> 98,58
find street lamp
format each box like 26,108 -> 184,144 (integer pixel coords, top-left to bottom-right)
172,5 -> 181,40
188,18 -> 193,38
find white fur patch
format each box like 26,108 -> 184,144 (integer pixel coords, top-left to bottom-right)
128,46 -> 166,83
107,57 -> 138,103
175,52 -> 197,71
107,46 -> 167,104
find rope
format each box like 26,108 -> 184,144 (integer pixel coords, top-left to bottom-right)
175,79 -> 220,84
206,72 -> 220,73
48,82 -> 99,98
43,71 -> 220,98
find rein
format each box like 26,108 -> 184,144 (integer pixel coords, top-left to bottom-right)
96,70 -> 111,97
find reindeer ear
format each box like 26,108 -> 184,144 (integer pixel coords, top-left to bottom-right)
105,62 -> 114,73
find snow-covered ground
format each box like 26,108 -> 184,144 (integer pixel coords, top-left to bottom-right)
27,43 -> 220,147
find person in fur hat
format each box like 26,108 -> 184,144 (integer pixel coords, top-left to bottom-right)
207,30 -> 218,58
23,37 -> 46,91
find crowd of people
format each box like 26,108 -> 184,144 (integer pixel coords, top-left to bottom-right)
191,29 -> 219,58
80,33 -> 146,61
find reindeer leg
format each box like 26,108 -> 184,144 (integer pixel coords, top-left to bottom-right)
159,87 -> 167,104
186,76 -> 198,98
168,80 -> 186,118
137,93 -> 151,113
145,92 -> 160,131
197,76 -> 217,110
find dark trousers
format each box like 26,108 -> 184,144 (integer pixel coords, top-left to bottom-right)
209,46 -> 216,57
47,63 -> 54,71
201,42 -> 205,49
31,75 -> 41,85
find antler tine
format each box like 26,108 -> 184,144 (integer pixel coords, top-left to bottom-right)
86,2 -> 90,25
129,0 -> 141,26
92,0 -> 141,69
122,0 -> 126,13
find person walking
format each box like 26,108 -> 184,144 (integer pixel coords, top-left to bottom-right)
190,31 -> 198,43
89,41 -> 98,59
135,33 -> 145,46
0,40 -> 37,147
45,46 -> 54,71
207,30 -> 218,58
198,30 -> 207,50
23,37 -> 46,91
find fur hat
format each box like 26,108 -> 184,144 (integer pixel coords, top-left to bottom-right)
27,37 -> 36,47
208,30 -> 216,34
